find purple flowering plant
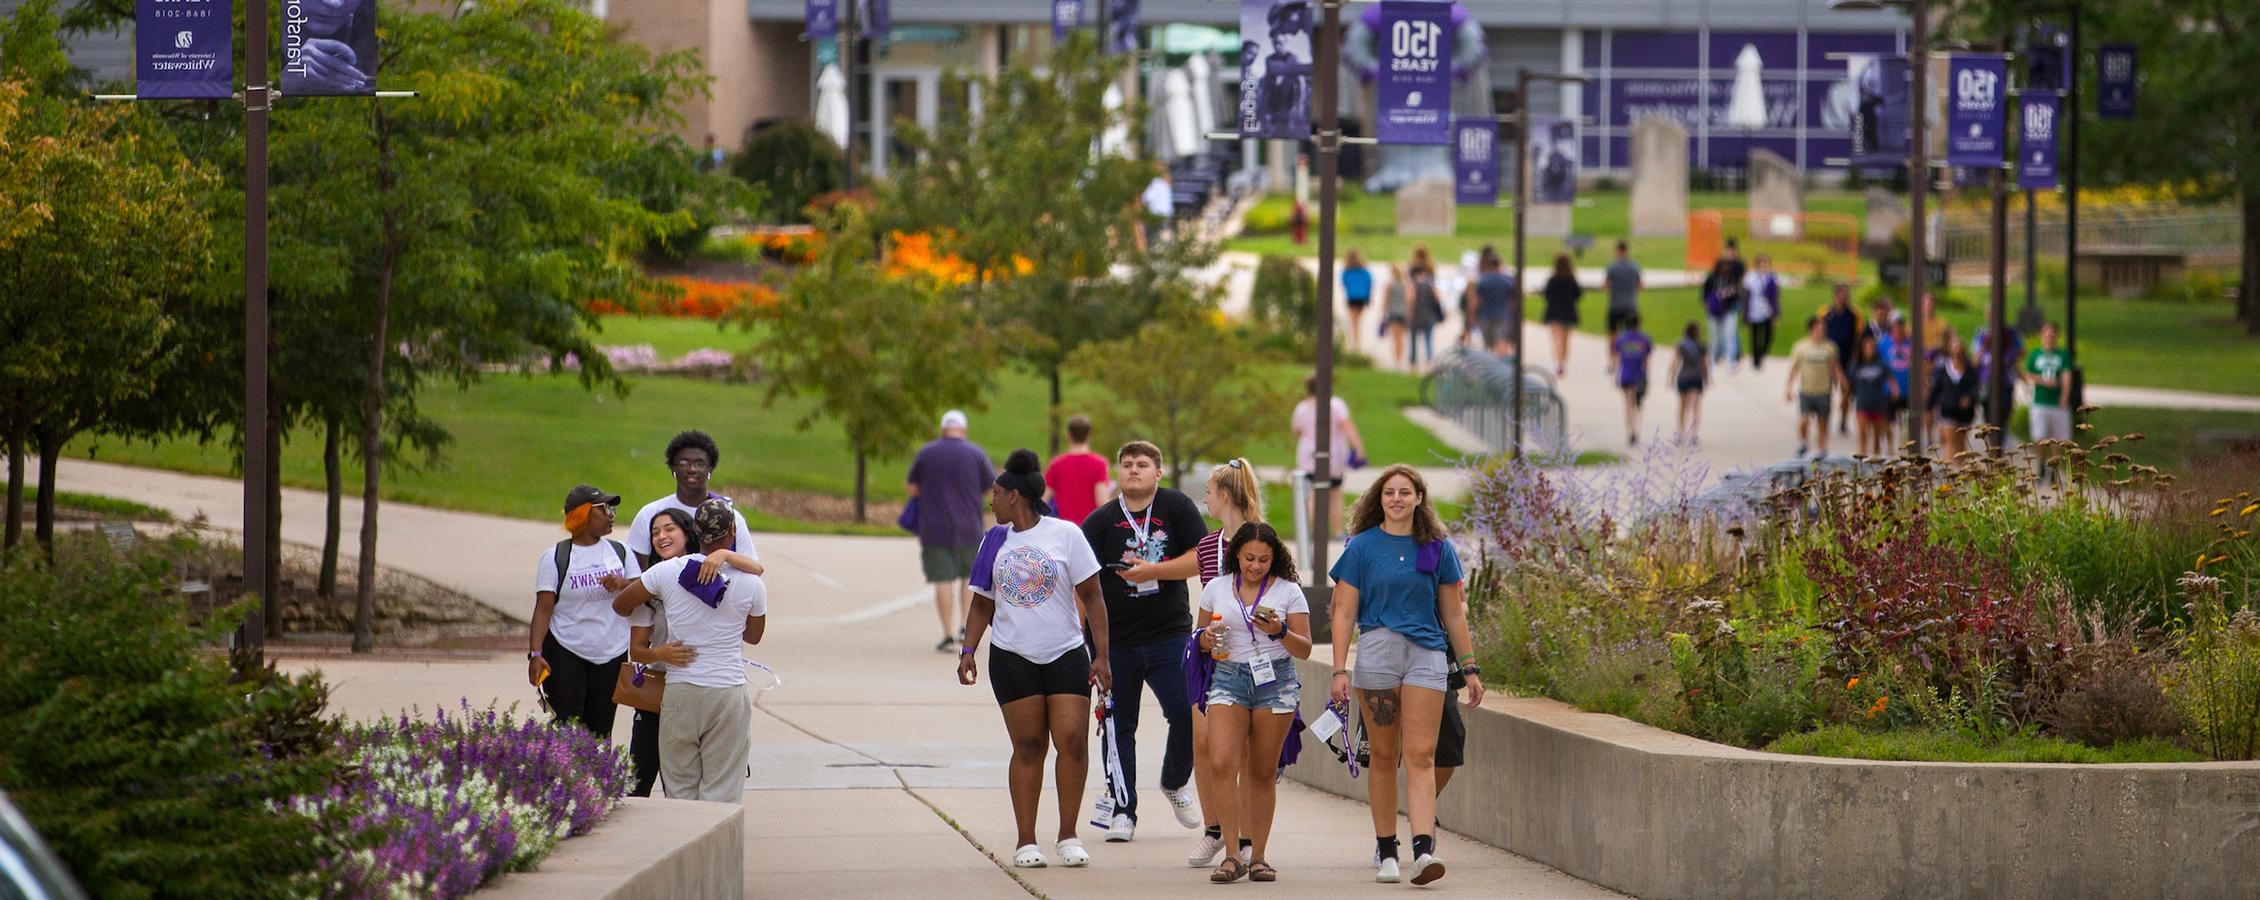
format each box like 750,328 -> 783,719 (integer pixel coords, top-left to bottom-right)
298,702 -> 630,898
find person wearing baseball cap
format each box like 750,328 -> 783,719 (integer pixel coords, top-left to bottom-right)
908,408 -> 995,653
530,483 -> 639,738
610,497 -> 768,803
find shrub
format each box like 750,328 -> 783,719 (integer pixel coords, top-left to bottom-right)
731,122 -> 845,224
0,536 -> 344,899
1246,255 -> 1318,356
2160,573 -> 2260,760
1241,197 -> 1292,235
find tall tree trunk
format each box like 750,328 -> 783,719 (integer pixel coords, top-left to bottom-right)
3,429 -> 22,550
319,416 -> 341,600
32,425 -> 59,558
353,262 -> 391,654
2243,192 -> 2259,334
853,448 -> 867,524
265,389 -> 284,636
1048,365 -> 1063,455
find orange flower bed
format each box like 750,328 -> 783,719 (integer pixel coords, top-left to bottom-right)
590,276 -> 777,320
885,230 -> 1031,285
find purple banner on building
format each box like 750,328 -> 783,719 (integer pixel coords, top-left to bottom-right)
1106,0 -> 1138,53
280,0 -> 377,96
1849,54 -> 1909,167
1375,0 -> 1451,145
1239,0 -> 1313,140
136,0 -> 231,99
1454,118 -> 1497,205
806,0 -> 836,39
1578,29 -> 1903,172
2098,43 -> 2137,120
2018,90 -> 2059,191
1945,54 -> 2006,168
862,0 -> 889,41
1528,117 -> 1575,205
1052,0 -> 1080,40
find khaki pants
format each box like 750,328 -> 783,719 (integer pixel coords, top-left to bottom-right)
659,682 -> 752,804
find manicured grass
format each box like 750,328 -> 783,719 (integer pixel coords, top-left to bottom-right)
1230,189 -> 1867,274
1767,725 -> 2204,764
19,491 -> 175,522
71,319 -> 1468,532
2070,407 -> 2260,475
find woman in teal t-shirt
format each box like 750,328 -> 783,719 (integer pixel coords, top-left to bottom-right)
1326,464 -> 1484,887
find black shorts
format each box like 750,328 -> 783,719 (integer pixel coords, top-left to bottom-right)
1436,685 -> 1466,769
1606,309 -> 1637,335
989,645 -> 1091,705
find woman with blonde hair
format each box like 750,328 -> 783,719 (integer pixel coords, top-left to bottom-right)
1327,464 -> 1483,886
1119,457 -> 1267,867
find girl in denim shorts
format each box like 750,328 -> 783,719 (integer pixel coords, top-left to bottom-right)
1194,523 -> 1311,884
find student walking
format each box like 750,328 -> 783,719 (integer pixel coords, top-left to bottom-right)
2022,322 -> 2072,476
530,484 -> 637,739
1468,247 -> 1517,357
618,507 -> 762,798
1343,250 -> 1374,349
1381,264 -> 1410,364
957,449 -> 1113,869
607,499 -> 767,804
1328,465 -> 1484,887
1540,253 -> 1583,378
1785,317 -> 1845,457
909,410 -> 997,653
1849,333 -> 1899,457
1081,441 -> 1209,842
1043,414 -> 1112,525
1885,314 -> 1914,446
1406,263 -> 1447,371
1931,337 -> 1982,459
1742,253 -> 1780,371
1671,322 -> 1708,445
1290,374 -> 1367,539
1194,523 -> 1312,884
1701,240 -> 1748,371
1821,284 -> 1863,437
626,430 -> 758,568
1609,315 -> 1654,447
1603,240 -> 1644,338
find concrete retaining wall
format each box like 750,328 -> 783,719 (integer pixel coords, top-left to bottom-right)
1284,656 -> 2260,900
482,797 -> 743,900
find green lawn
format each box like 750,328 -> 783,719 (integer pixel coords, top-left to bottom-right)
1229,189 -> 1867,275
2070,407 -> 2260,475
71,317 -> 1473,532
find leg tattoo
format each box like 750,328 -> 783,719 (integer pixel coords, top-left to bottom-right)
1362,689 -> 1401,726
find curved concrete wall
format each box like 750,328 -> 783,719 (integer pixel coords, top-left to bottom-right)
482,797 -> 743,900
1285,656 -> 2260,900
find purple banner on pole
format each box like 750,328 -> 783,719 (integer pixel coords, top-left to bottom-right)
805,0 -> 835,39
2098,43 -> 2137,120
1453,118 -> 1498,205
1849,54 -> 1909,167
862,0 -> 889,41
1528,117 -> 1576,204
1239,0 -> 1313,140
280,0 -> 377,96
1052,0 -> 1081,40
2017,90 -> 2059,191
1106,0 -> 1139,53
1375,0 -> 1451,145
136,0 -> 231,99
1945,54 -> 2006,168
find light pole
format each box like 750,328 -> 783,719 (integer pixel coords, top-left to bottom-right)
1309,0 -> 1344,580
1506,67 -> 1590,459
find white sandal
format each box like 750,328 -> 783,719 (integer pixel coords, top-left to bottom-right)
1057,838 -> 1090,867
1013,844 -> 1049,868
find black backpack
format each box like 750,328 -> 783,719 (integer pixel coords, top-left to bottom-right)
552,538 -> 630,594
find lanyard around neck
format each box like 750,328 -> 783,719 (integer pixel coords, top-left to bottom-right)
1231,572 -> 1273,642
1119,496 -> 1156,549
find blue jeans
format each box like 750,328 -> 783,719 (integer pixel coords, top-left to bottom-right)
1107,638 -> 1194,821
1709,311 -> 1741,364
1408,326 -> 1436,366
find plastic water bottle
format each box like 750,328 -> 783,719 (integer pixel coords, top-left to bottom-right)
1209,613 -> 1230,661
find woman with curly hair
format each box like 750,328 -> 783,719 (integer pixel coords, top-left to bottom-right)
1193,522 -> 1310,884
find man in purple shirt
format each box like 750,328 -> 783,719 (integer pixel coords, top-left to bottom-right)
908,410 -> 995,653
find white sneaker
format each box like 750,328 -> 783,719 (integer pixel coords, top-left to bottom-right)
1013,844 -> 1048,868
1104,813 -> 1134,843
1162,787 -> 1199,828
1239,845 -> 1252,865
1410,853 -> 1446,885
1186,833 -> 1226,867
1057,838 -> 1090,867
1375,857 -> 1401,883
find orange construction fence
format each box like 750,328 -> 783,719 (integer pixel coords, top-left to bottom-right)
1687,209 -> 1861,283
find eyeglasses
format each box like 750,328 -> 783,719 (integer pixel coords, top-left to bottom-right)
671,458 -> 712,472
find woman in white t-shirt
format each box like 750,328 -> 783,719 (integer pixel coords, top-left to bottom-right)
1290,374 -> 1367,539
529,484 -> 640,738
616,507 -> 761,798
1193,523 -> 1311,884
958,449 -> 1114,870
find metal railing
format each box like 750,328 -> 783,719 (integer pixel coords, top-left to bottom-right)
1942,207 -> 2242,265
1420,348 -> 1567,458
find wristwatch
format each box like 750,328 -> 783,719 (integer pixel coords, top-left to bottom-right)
526,651 -> 543,660
1459,664 -> 1483,677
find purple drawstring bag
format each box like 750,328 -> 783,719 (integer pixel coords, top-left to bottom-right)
896,498 -> 920,533
966,525 -> 1009,592
1182,633 -> 1215,713
1279,709 -> 1307,768
676,555 -> 730,608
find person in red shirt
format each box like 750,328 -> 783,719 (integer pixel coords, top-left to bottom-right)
1043,415 -> 1113,524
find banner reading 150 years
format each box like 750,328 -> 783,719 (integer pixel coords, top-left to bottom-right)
1453,118 -> 1497,205
282,0 -> 379,96
136,0 -> 231,99
1375,0 -> 1451,145
1239,0 -> 1313,139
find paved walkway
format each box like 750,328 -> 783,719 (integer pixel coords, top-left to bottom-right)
37,458 -> 1617,899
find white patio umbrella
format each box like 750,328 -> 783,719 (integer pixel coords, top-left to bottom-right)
1185,53 -> 1217,137
1161,70 -> 1200,158
1726,44 -> 1769,131
814,63 -> 851,150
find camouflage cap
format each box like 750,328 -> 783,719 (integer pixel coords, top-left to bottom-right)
693,497 -> 735,546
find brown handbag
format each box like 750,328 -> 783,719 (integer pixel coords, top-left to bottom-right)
612,662 -> 665,714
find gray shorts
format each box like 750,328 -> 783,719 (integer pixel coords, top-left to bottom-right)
1798,392 -> 1831,419
921,544 -> 976,583
1350,627 -> 1449,692
2030,404 -> 2072,442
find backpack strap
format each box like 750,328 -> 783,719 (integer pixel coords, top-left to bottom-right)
551,539 -> 574,595
607,540 -> 630,576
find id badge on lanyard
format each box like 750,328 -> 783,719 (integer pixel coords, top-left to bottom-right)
1122,498 -> 1160,596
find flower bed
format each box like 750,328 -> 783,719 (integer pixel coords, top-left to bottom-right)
298,704 -> 630,899
1462,438 -> 2260,762
590,276 -> 778,320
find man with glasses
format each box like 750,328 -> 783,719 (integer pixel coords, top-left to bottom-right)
626,429 -> 758,569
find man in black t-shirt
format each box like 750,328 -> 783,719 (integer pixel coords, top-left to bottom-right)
1081,440 -> 1209,842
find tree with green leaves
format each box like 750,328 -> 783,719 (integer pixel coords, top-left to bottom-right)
1068,316 -> 1290,489
885,35 -> 1212,451
743,205 -> 994,522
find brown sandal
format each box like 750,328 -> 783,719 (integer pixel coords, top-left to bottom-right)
1248,860 -> 1277,882
1210,857 -> 1248,884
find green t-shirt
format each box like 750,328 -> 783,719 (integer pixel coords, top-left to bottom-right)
2025,347 -> 2069,407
